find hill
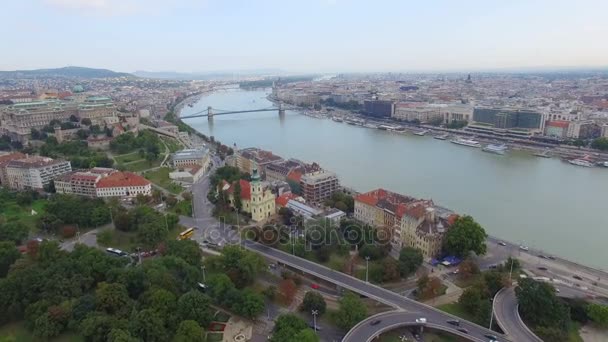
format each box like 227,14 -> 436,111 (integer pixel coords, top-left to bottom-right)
0,66 -> 133,79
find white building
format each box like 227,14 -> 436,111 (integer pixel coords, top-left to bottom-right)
4,156 -> 72,190
171,148 -> 210,169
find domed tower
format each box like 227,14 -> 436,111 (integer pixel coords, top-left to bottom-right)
250,166 -> 262,203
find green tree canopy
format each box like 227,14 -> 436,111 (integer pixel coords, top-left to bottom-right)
300,291 -> 327,316
443,215 -> 488,257
515,278 -> 570,330
334,292 -> 367,330
398,247 -> 423,277
173,320 -> 204,342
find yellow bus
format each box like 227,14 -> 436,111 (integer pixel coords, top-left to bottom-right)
178,227 -> 195,240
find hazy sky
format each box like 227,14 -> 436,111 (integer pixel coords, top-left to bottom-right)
2,0 -> 608,73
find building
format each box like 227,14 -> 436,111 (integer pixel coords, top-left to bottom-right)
472,108 -> 544,132
364,100 -> 395,118
95,171 -> 151,198
0,100 -> 78,142
323,208 -> 346,224
222,168 -> 275,222
78,97 -> 116,124
55,168 -> 115,197
0,152 -> 26,186
169,164 -> 204,184
171,148 -> 210,169
235,147 -> 283,177
400,204 -> 457,259
602,124 -> 608,138
286,199 -> 322,221
544,121 -> 570,139
300,170 -> 340,205
567,120 -> 602,139
275,192 -> 302,209
4,156 -> 72,190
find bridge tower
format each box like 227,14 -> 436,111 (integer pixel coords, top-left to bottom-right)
207,106 -> 213,121
278,102 -> 285,116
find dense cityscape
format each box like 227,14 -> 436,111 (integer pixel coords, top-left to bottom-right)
2,1 -> 608,342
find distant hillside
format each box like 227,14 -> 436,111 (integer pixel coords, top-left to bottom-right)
133,69 -> 287,80
0,66 -> 133,79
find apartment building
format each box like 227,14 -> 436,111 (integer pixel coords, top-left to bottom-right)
54,167 -> 115,197
235,147 -> 283,177
300,170 -> 340,205
4,156 -> 72,190
400,205 -> 458,259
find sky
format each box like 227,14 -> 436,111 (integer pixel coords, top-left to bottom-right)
2,0 -> 608,73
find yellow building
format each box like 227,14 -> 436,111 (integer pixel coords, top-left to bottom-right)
400,204 -> 457,259
222,168 -> 276,222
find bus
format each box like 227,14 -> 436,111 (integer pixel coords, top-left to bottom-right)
178,227 -> 195,240
106,247 -> 128,257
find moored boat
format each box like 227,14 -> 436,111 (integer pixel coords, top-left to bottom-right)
451,138 -> 481,148
482,144 -> 508,155
413,130 -> 429,136
568,158 -> 594,167
434,134 -> 449,140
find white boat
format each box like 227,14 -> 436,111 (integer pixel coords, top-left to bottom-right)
568,159 -> 594,167
603,161 -> 608,168
365,123 -> 378,129
533,149 -> 551,158
377,125 -> 393,130
434,134 -> 449,140
451,138 -> 481,148
482,144 -> 508,155
413,130 -> 429,136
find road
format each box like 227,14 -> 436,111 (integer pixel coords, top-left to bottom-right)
343,311 -> 498,342
493,288 -> 542,342
241,240 -> 509,342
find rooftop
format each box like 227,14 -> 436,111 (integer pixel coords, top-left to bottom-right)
96,171 -> 150,188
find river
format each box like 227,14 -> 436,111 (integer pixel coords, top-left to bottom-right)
180,88 -> 608,269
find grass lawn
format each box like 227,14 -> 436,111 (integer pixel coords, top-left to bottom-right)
96,229 -> 138,252
161,137 -> 184,153
567,322 -> 584,342
143,167 -> 184,194
206,332 -> 223,342
324,254 -> 349,272
0,322 -> 84,342
123,158 -> 164,172
113,152 -> 141,164
169,199 -> 193,217
0,198 -> 47,229
437,303 -> 478,324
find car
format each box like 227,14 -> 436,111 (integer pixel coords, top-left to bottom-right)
489,264 -> 497,269
311,283 -> 320,289
457,327 -> 469,334
548,255 -> 556,260
370,319 -> 382,326
538,266 -> 548,271
484,334 -> 498,340
446,319 -> 460,326
573,275 -> 583,281
498,241 -> 507,246
519,245 -> 529,251
556,288 -> 560,293
415,318 -> 427,324
451,269 -> 460,275
268,263 -> 277,269
538,254 -> 547,259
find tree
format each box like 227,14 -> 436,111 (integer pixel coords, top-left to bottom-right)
137,220 -> 168,248
129,309 -> 169,342
587,304 -> 608,327
107,329 -> 139,342
95,282 -> 132,317
416,275 -> 444,300
165,240 -> 202,267
515,278 -> 570,330
591,137 -> 608,151
458,258 -> 480,279
0,221 -> 29,244
300,291 -> 326,316
235,289 -> 265,319
233,180 -> 243,211
80,313 -> 124,342
358,244 -> 385,261
484,271 -> 510,296
173,320 -> 204,342
278,279 -> 297,305
443,215 -> 488,257
335,292 -> 367,330
207,274 -> 235,302
81,118 -> 92,126
271,314 -> 316,342
33,312 -> 63,339
398,247 -> 423,277
177,291 -> 213,327
459,287 -> 483,314
381,257 -> 401,282
0,241 -> 20,277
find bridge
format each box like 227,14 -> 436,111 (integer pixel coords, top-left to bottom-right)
180,102 -> 293,121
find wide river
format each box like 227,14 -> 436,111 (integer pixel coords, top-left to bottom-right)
181,88 -> 608,269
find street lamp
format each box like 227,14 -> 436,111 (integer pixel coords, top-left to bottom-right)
201,265 -> 206,282
311,310 -> 318,332
365,256 -> 370,283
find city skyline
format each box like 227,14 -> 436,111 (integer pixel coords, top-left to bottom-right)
2,0 -> 608,73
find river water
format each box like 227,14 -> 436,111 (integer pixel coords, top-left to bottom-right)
181,88 -> 608,269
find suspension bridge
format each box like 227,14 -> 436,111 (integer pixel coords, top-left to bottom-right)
180,102 -> 294,120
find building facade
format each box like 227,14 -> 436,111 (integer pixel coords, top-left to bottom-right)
223,168 -> 276,222
300,170 -> 340,205
171,148 -> 210,168
4,156 -> 72,190
95,171 -> 152,198
54,168 -> 115,197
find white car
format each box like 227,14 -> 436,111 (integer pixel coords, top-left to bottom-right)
519,245 -> 529,251
498,241 -> 507,246
415,318 -> 427,324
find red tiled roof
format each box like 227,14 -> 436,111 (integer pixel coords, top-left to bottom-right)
447,214 -> 459,226
355,193 -> 379,207
225,179 -> 251,200
287,170 -> 302,183
0,152 -> 26,166
276,193 -> 298,207
96,171 -> 150,188
403,204 -> 426,220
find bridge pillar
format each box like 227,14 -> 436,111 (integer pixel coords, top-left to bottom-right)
278,102 -> 285,116
207,106 -> 213,121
